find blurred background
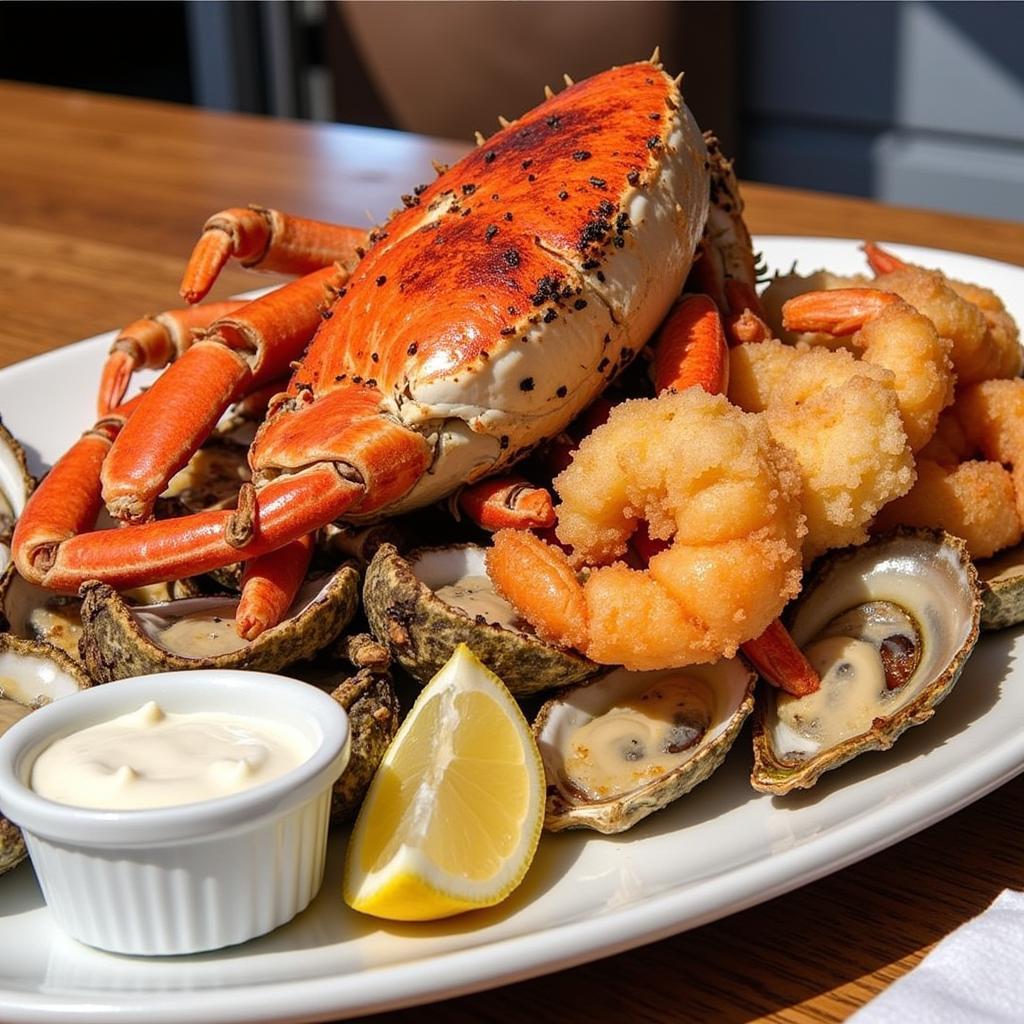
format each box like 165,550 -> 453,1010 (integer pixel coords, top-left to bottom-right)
1,0 -> 1022,221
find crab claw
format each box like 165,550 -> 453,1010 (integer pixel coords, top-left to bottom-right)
458,475 -> 556,531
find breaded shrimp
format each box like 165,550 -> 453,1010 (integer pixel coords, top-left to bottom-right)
952,378 -> 1024,526
782,288 -> 954,452
873,380 -> 1024,560
862,242 -> 1023,384
486,390 -> 805,671
728,339 -> 915,559
759,269 -> 862,348
874,458 -> 1020,560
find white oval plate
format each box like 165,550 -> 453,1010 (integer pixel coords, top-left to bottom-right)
1,238 -> 1022,1023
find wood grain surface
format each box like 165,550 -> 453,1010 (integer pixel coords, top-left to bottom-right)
1,80 -> 1022,1023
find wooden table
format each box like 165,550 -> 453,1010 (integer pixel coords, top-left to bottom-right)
1,80 -> 1022,1023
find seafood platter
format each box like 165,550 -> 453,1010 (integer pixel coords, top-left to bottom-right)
1,56 -> 1024,1019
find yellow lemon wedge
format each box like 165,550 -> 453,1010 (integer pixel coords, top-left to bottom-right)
342,644 -> 545,921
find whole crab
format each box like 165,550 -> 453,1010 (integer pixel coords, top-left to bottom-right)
15,58 -> 796,676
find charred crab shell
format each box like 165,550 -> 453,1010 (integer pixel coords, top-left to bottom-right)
534,659 -> 756,834
78,565 -> 360,681
751,530 -> 981,795
0,634 -> 92,874
363,543 -> 596,695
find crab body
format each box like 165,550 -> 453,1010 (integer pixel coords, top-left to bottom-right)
253,63 -> 709,517
13,61 -> 711,632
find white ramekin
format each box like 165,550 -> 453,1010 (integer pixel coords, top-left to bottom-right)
0,669 -> 350,956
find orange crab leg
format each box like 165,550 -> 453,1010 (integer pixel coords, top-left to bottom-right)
782,288 -> 899,336
653,294 -> 729,395
862,241 -> 907,276
11,397 -> 144,571
102,266 -> 345,524
458,475 -> 556,531
16,464 -> 363,593
723,279 -> 772,345
98,300 -> 247,416
236,533 -> 314,640
181,206 -> 367,304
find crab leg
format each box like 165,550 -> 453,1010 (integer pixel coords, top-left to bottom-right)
98,301 -> 247,416
458,475 -> 556,531
236,533 -> 314,640
181,206 -> 367,304
16,385 -> 433,619
16,464 -> 363,593
102,266 -> 346,524
11,397 -> 144,573
653,294 -> 730,395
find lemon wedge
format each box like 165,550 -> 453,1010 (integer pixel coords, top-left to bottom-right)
342,644 -> 545,920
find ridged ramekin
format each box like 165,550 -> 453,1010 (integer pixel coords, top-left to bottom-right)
0,669 -> 350,956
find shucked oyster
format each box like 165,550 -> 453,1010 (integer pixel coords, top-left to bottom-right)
0,634 -> 91,874
752,530 -> 981,794
79,564 -> 360,681
364,543 -> 596,696
0,569 -> 200,663
534,658 -> 756,833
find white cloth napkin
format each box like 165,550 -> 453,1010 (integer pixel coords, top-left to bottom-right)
850,889 -> 1024,1023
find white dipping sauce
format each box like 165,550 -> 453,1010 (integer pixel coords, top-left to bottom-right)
31,701 -> 312,809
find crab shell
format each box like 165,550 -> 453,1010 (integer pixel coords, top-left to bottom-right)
249,62 -> 710,519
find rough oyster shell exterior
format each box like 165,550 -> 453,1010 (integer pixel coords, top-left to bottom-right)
364,543 -> 596,695
79,564 -> 360,681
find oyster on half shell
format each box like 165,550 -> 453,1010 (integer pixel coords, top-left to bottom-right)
0,634 -> 92,874
364,543 -> 596,696
534,658 -> 756,834
0,569 -> 201,663
79,564 -> 360,681
752,530 -> 981,795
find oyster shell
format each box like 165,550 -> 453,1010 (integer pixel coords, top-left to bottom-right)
975,543 -> 1024,631
0,634 -> 92,874
79,564 -> 360,681
328,669 -> 400,820
534,658 -> 756,834
752,530 -> 981,794
0,570 -> 202,663
364,542 -> 596,695
0,419 -> 35,574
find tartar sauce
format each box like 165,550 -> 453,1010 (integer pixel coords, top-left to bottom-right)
31,701 -> 312,810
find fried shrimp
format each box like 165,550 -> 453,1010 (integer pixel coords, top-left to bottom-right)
728,339 -> 915,559
782,288 -> 954,452
874,458 -> 1020,559
874,379 -> 1024,559
861,242 -> 1023,384
486,390 -> 805,671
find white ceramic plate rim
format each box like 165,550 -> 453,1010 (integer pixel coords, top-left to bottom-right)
0,237 -> 1022,1022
